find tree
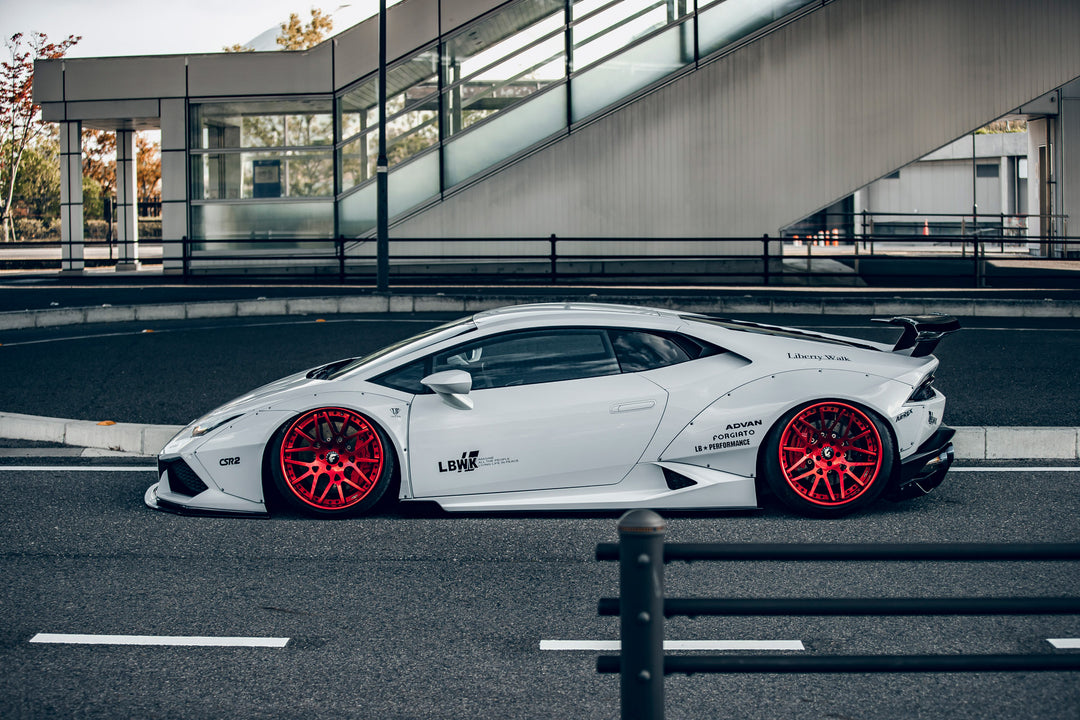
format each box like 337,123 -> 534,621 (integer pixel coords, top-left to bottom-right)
277,8 -> 334,51
9,134 -> 59,218
136,133 -> 161,205
223,43 -> 255,53
1,31 -> 79,242
81,129 -> 116,197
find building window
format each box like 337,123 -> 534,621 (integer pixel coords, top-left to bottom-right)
190,99 -> 334,201
442,0 -> 566,136
189,99 -> 334,241
337,48 -> 440,194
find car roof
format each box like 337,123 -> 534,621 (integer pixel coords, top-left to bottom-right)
471,302 -> 684,328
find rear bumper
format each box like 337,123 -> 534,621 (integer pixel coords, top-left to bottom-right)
889,426 -> 955,501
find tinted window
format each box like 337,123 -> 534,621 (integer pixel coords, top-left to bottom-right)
610,330 -> 692,372
374,359 -> 428,393
433,329 -> 620,390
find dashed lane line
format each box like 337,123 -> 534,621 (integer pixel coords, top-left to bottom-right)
541,640 -> 804,651
29,633 -> 289,647
1049,639 -> 1080,649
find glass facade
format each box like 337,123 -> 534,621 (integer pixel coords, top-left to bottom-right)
189,0 -> 817,243
189,99 -> 334,241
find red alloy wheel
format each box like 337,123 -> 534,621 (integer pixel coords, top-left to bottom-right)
776,402 -> 884,507
277,408 -> 385,511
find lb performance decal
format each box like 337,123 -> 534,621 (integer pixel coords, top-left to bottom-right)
438,450 -> 519,473
695,419 -> 761,453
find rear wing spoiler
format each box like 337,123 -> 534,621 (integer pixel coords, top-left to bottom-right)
871,314 -> 961,357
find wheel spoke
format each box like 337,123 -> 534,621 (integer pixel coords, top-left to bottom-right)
279,408 -> 386,511
778,402 -> 883,508
781,456 -> 814,477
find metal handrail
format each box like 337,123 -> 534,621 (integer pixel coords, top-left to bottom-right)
594,510 -> 1080,720
6,233 -> 1079,288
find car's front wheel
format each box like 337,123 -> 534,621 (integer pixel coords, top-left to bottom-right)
762,401 -> 894,518
270,407 -> 394,517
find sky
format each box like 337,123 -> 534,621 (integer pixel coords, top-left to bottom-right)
0,0 -> 387,58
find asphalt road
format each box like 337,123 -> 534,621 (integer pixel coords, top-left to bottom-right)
0,314 -> 1077,427
0,457 -> 1077,719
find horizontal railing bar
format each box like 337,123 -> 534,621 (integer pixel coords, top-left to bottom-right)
596,654 -> 1080,675
595,542 -> 1080,562
598,597 -> 1080,617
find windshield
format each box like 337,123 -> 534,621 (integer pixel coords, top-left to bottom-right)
326,316 -> 476,380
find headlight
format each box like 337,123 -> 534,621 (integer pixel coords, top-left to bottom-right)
191,414 -> 242,437
906,375 -> 936,403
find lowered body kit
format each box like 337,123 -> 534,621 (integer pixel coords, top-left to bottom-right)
148,304 -> 959,519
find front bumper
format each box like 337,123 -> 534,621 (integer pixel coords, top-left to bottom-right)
889,426 -> 955,501
145,457 -> 268,517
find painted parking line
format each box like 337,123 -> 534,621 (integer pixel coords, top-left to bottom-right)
540,640 -> 804,651
0,466 -> 156,472
1048,639 -> 1080,649
29,633 -> 289,648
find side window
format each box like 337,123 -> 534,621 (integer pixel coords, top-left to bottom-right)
432,329 -> 620,390
609,330 -> 693,372
374,358 -> 428,393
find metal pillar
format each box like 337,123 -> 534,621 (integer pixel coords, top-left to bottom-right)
376,0 -> 390,292
617,510 -> 667,720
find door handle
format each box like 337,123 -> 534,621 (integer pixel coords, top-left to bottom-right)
611,400 -> 656,414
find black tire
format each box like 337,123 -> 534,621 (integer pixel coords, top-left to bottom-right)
761,400 -> 894,518
270,407 -> 395,518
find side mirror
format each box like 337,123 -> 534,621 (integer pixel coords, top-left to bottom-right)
421,370 -> 474,410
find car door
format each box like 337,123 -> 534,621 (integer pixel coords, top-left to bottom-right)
405,328 -> 668,497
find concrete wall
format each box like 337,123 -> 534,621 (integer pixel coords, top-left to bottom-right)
394,0 -> 1080,240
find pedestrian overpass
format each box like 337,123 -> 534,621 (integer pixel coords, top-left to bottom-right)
34,0 -> 1080,273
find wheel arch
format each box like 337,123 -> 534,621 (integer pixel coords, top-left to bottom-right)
260,400 -> 409,513
754,396 -> 901,486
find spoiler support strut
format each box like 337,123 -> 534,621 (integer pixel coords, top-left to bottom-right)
872,315 -> 961,357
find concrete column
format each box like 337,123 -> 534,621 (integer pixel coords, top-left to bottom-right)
160,99 -> 188,275
115,129 -> 139,270
1061,78 -> 1080,253
59,121 -> 84,274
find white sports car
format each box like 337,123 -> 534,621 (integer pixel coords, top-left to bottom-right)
147,303 -> 958,519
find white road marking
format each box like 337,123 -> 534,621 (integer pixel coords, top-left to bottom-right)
0,466 -> 156,473
1048,638 -> 1080,649
950,467 -> 1080,473
540,639 -> 804,651
2,465 -> 1076,475
29,633 -> 288,647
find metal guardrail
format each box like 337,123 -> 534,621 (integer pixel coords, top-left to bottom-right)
594,510 -> 1080,720
4,233 -> 1079,287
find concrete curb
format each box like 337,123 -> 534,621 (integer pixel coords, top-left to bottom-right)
0,412 -> 182,457
1,294 -> 1079,331
0,412 -> 1076,460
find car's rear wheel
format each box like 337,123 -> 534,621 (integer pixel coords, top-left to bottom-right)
271,407 -> 394,517
762,401 -> 894,518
